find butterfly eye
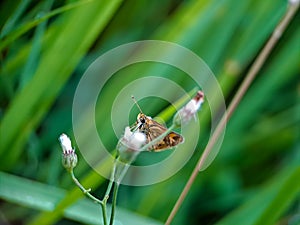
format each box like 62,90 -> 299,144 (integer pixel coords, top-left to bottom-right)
140,118 -> 145,123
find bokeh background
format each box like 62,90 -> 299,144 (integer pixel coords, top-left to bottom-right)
0,0 -> 299,225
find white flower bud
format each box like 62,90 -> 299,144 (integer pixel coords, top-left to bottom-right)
59,133 -> 77,171
117,127 -> 146,162
59,133 -> 73,153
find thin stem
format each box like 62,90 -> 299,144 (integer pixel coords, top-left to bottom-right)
69,169 -> 108,225
101,203 -> 108,225
165,2 -> 299,225
109,183 -> 119,225
103,160 -> 116,202
115,161 -> 131,185
106,123 -> 178,224
70,169 -> 103,204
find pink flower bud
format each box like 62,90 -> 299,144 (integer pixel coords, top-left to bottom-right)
173,91 -> 204,126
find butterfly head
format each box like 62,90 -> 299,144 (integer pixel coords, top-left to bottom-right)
137,113 -> 147,125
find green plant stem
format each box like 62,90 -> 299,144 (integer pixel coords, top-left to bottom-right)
101,203 -> 108,225
70,169 -> 102,204
70,169 -> 108,225
165,2 -> 300,224
107,123 -> 178,224
115,162 -> 130,185
109,183 -> 119,225
103,160 -> 116,202
69,106 -> 184,225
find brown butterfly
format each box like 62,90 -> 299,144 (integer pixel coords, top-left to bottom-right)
131,96 -> 184,151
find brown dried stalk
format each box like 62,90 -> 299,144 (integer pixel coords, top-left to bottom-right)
165,2 -> 300,224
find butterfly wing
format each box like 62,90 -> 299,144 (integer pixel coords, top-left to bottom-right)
146,119 -> 184,151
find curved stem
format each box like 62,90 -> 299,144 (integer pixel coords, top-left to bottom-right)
70,169 -> 102,204
69,169 -> 107,225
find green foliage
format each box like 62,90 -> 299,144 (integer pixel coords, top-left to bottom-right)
0,172 -> 162,225
0,0 -> 299,225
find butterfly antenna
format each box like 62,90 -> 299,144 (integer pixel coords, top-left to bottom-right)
131,95 -> 143,113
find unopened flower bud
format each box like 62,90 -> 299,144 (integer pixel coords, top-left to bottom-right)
117,127 -> 146,162
173,91 -> 204,127
59,133 -> 78,171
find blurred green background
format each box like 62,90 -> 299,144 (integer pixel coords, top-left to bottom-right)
0,0 -> 299,225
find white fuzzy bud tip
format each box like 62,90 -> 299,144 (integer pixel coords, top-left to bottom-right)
59,133 -> 73,154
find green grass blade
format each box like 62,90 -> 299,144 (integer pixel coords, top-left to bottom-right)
19,0 -> 54,88
0,171 -> 163,225
215,159 -> 300,225
222,27 -> 300,157
0,0 -> 32,38
0,0 -> 93,51
0,0 -> 123,170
